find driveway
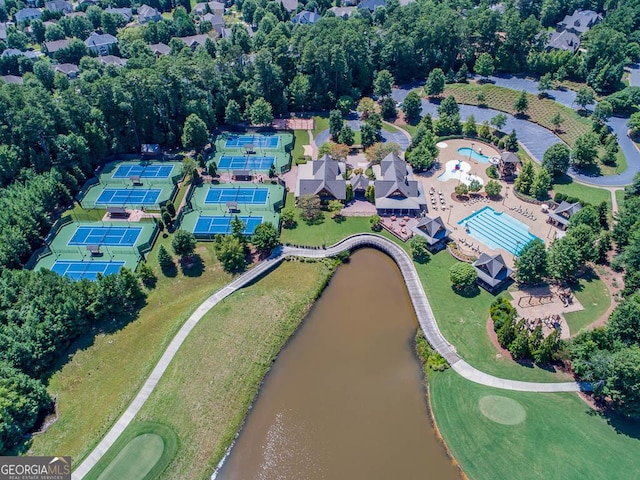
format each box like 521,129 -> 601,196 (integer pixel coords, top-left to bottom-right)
315,119 -> 410,151
393,77 -> 640,187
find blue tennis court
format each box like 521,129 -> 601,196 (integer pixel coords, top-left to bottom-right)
68,226 -> 143,246
225,135 -> 279,149
96,188 -> 161,206
51,260 -> 125,281
205,188 -> 269,205
217,156 -> 275,171
194,216 -> 263,235
112,164 -> 174,179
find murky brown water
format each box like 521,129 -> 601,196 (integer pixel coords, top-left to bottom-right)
216,249 -> 461,480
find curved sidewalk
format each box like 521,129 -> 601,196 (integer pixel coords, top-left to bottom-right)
73,234 -> 582,479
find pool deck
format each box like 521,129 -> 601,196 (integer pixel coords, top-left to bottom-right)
419,139 -> 559,268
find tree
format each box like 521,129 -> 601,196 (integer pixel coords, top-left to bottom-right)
547,237 -> 581,280
248,97 -> 273,126
538,73 -> 552,98
628,112 -> 640,136
360,123 -> 378,149
509,321 -> 531,359
551,112 -> 564,132
425,68 -> 445,97
231,216 -> 246,243
369,214 -> 381,231
252,222 -> 279,254
504,129 -> 518,151
172,229 -> 197,259
298,194 -> 323,223
336,96 -> 353,116
410,236 -> 429,262
474,52 -> 495,79
490,113 -> 507,131
181,114 -> 209,152
373,69 -> 394,98
542,143 -> 570,177
462,115 -> 477,137
454,183 -> 469,197
338,125 -> 355,146
215,235 -> 247,273
356,97 -> 376,120
365,142 -> 402,164
575,87 -> 595,111
158,245 -> 174,272
225,100 -> 243,125
434,96 -> 461,136
514,90 -> 529,116
572,133 -> 599,169
281,207 -> 297,229
329,109 -> 343,141
449,262 -> 478,290
566,224 -> 598,263
402,91 -> 422,120
484,180 -> 502,198
328,199 -> 343,220
455,63 -> 468,83
137,261 -> 156,287
319,141 -> 349,161
592,100 -> 613,125
515,160 -> 535,195
380,96 -> 397,119
365,184 -> 375,203
515,239 -> 547,284
531,168 -> 551,200
208,161 -> 217,177
182,157 -> 197,181
605,346 -> 640,417
468,179 -> 482,193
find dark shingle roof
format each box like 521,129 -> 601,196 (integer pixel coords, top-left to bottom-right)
473,253 -> 512,287
414,216 -> 451,245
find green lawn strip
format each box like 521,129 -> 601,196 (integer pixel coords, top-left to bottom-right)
292,129 -> 310,165
430,370 -> 640,480
615,189 -> 625,209
564,267 -> 611,335
68,202 -> 106,221
444,83 -> 591,147
551,176 -> 612,207
312,115 -> 329,138
382,122 -> 399,133
30,235 -> 232,464
397,123 -> 417,138
416,252 -> 569,382
85,422 -> 178,480
133,259 -> 335,479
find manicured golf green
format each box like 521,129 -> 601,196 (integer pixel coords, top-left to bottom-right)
96,434 -> 163,480
430,370 -> 640,480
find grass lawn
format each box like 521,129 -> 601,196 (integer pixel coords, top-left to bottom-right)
312,114 -> 329,138
133,259 -> 336,479
416,252 -> 570,382
29,234 -> 233,464
382,122 -> 399,133
615,189 -> 625,209
552,176 -> 612,207
430,370 -> 640,480
68,202 -> 106,222
564,268 -> 611,335
292,129 -> 310,164
85,422 -> 178,480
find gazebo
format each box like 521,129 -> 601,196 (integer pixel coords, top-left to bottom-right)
498,152 -> 520,180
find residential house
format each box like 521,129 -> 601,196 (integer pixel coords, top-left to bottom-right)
98,55 -> 127,67
45,0 -> 72,14
65,11 -> 88,19
547,200 -> 582,230
193,1 -> 224,16
85,32 -> 118,55
411,216 -> 451,251
105,7 -> 133,21
0,22 -> 8,41
176,34 -> 210,49
329,6 -> 355,19
291,10 -> 320,25
373,153 -> 428,215
557,10 -> 602,36
277,0 -> 298,13
1,75 -> 23,84
15,8 -> 42,23
149,42 -> 170,56
44,39 -> 71,56
53,62 -> 79,78
296,155 -> 347,202
472,253 -> 513,292
137,4 -> 161,24
357,0 -> 386,12
202,13 -> 225,35
546,30 -> 581,53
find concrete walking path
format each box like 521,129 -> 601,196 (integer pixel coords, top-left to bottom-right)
73,234 -> 583,479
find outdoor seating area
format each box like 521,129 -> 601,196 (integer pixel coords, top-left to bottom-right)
509,205 -> 538,221
380,215 -> 417,241
429,187 -> 448,210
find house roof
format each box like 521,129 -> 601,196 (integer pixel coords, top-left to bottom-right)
277,0 -> 298,12
329,6 -> 355,18
500,151 -> 520,163
297,157 -> 347,200
65,11 -> 87,18
472,253 -> 512,287
45,39 -> 71,53
558,9 -> 602,36
45,0 -> 72,12
1,48 -> 22,58
138,4 -> 160,21
547,201 -> 582,225
349,173 -> 369,191
546,30 -> 580,53
177,34 -> 210,48
374,153 -> 427,211
149,42 -> 170,55
413,216 -> 451,245
85,32 -> 118,48
193,1 -> 224,15
105,7 -> 133,20
53,63 -> 78,75
292,10 -> 320,24
1,75 -> 23,84
98,55 -> 127,67
357,0 -> 386,11
15,7 -> 42,21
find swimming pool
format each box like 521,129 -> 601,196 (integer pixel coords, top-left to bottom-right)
458,147 -> 490,163
458,206 -> 539,255
437,160 -> 484,186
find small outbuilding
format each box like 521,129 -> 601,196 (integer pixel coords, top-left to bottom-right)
472,253 -> 513,292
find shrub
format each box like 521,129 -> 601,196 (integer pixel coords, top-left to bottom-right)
553,192 -> 567,203
486,165 -> 499,179
449,262 -> 478,290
